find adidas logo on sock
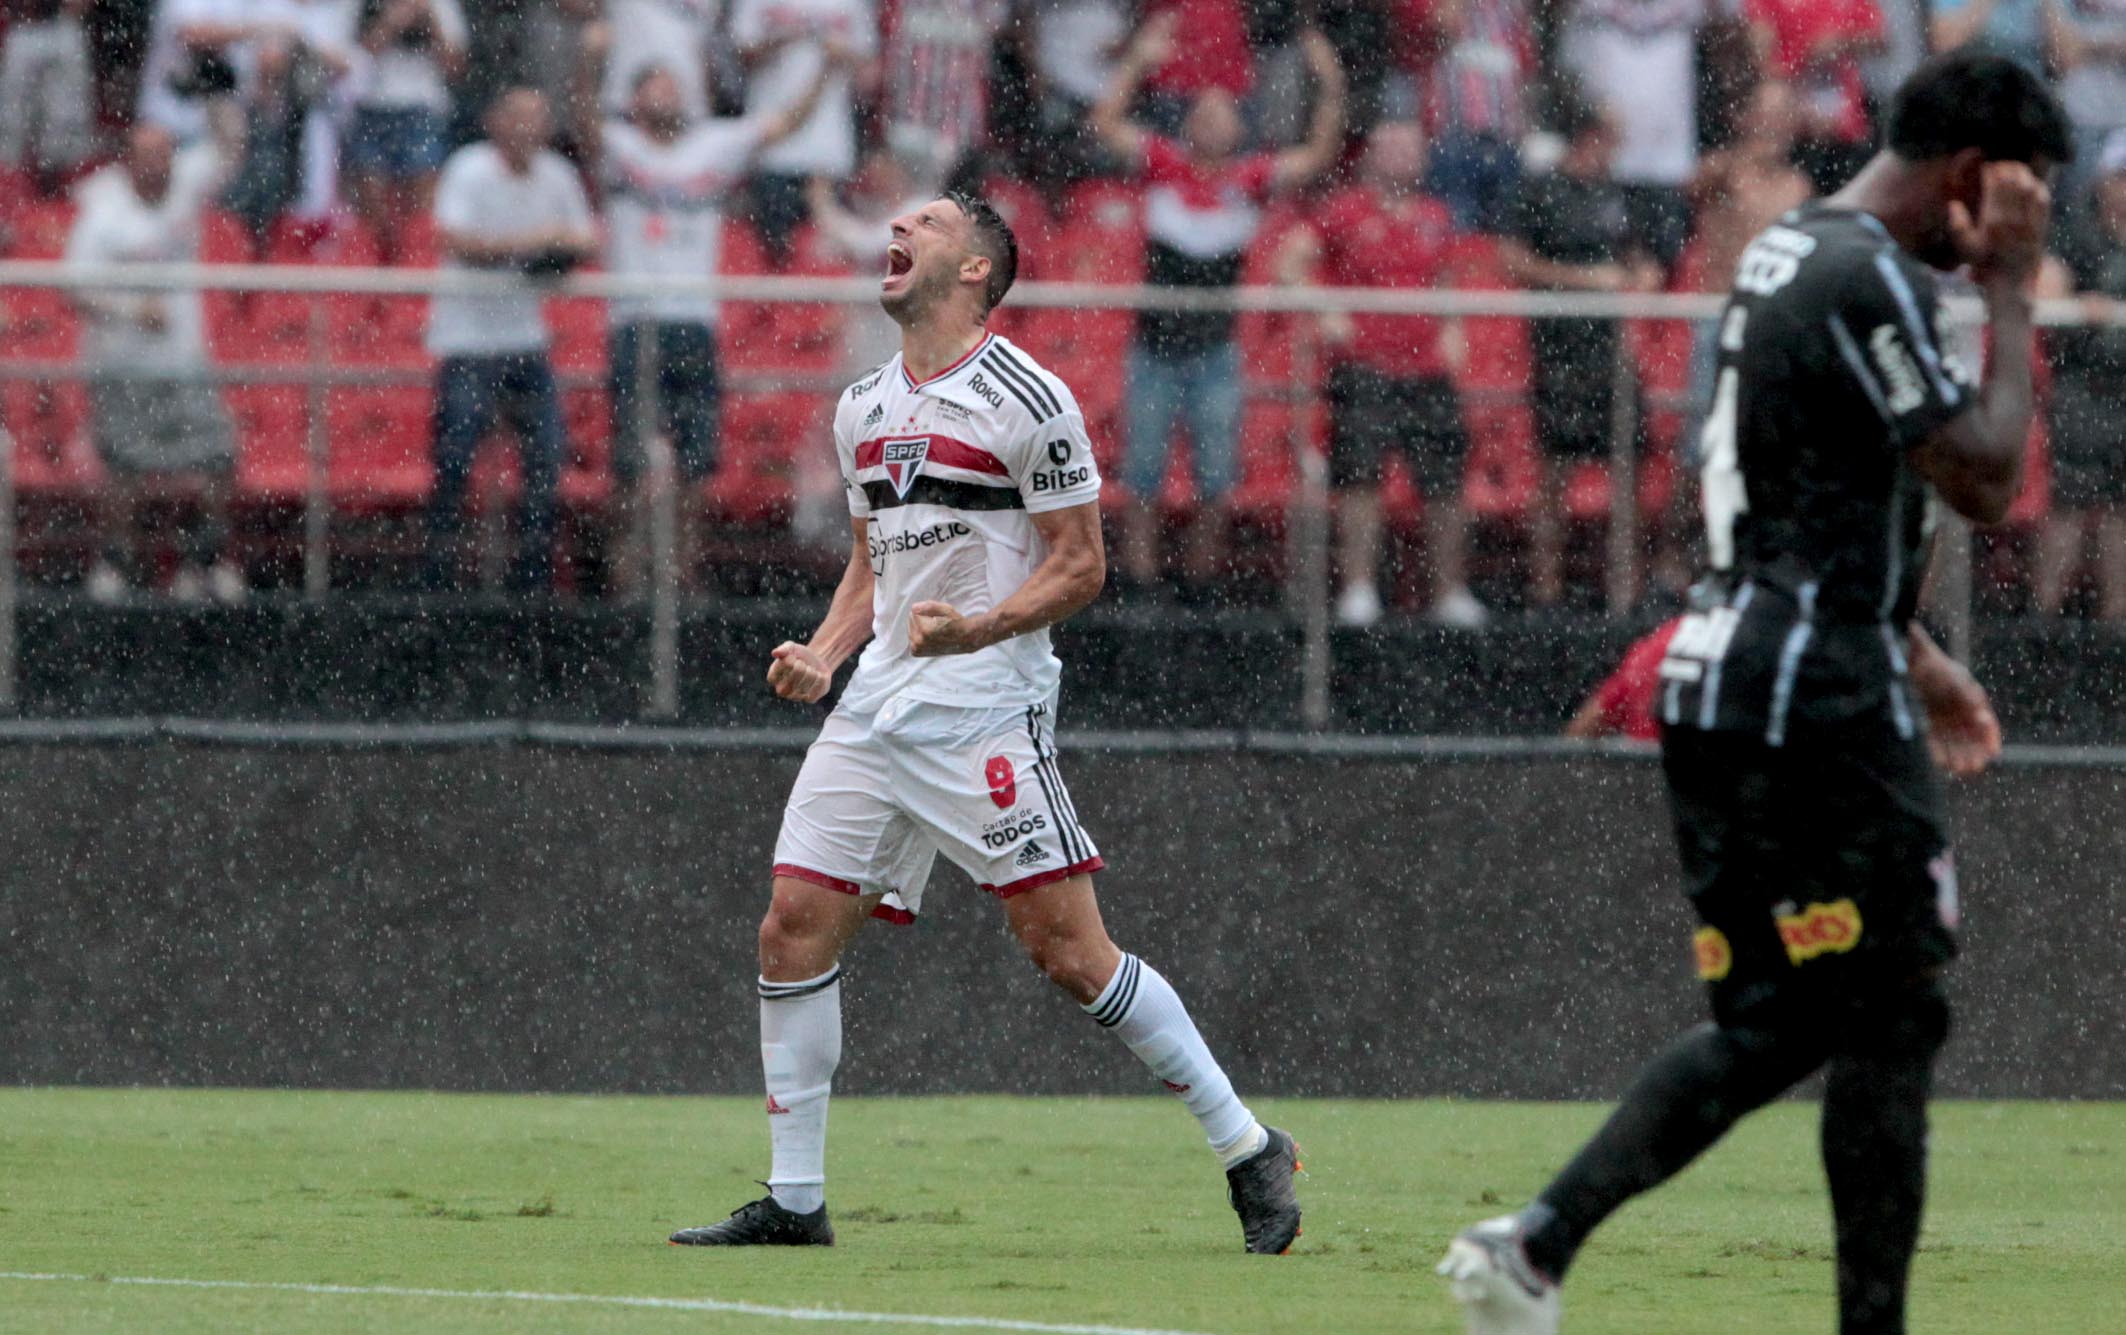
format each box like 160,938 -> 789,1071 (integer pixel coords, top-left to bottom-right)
1015,841 -> 1050,868
765,1094 -> 792,1115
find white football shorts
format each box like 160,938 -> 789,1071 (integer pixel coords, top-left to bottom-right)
772,695 -> 1104,923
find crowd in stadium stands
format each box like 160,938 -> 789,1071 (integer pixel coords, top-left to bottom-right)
2,0 -> 2126,616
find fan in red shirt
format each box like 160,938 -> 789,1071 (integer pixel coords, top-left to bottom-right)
1745,0 -> 1884,191
1564,616 -> 1682,741
1279,118 -> 1485,628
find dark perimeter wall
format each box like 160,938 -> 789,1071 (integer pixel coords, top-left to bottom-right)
2,737 -> 2121,1099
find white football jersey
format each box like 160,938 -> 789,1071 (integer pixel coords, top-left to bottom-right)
833,331 -> 1101,714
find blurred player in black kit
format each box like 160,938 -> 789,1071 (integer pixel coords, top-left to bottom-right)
1439,51 -> 2070,1335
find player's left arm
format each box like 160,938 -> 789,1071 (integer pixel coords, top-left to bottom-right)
1904,623 -> 2001,777
910,503 -> 1105,656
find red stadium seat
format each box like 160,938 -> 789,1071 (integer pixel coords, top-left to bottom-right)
708,391 -> 816,524
326,386 -> 432,507
5,379 -> 98,494
227,384 -> 311,501
546,291 -> 608,375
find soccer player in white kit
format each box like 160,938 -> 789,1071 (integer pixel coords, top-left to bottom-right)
669,192 -> 1303,1254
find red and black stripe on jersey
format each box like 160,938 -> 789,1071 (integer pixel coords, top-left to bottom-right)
855,433 -> 1024,513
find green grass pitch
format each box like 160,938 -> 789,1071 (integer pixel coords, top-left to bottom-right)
1,1089 -> 2119,1333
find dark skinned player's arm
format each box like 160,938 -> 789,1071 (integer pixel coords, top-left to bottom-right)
1909,159 -> 2053,524
1907,276 -> 2033,525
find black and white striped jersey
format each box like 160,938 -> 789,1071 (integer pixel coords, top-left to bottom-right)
1662,204 -> 1975,743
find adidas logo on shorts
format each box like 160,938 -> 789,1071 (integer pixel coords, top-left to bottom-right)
1015,841 -> 1051,868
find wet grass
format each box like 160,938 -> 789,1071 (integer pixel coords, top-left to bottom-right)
0,1090 -> 2119,1333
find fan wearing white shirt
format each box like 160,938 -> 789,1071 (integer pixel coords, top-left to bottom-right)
729,0 -> 878,264
422,87 -> 598,593
66,124 -> 246,604
575,40 -> 850,594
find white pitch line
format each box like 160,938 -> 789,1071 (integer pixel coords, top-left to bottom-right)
0,1271 -> 1222,1335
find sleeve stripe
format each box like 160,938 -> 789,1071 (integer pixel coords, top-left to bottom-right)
983,346 -> 1063,419
1827,314 -> 1895,425
978,353 -> 1053,423
1872,251 -> 1963,405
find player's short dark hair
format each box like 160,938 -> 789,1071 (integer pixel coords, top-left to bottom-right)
946,190 -> 1017,316
1887,50 -> 2073,166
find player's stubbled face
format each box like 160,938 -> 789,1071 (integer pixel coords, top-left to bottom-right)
880,198 -> 970,318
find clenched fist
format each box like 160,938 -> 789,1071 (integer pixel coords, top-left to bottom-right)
766,641 -> 831,703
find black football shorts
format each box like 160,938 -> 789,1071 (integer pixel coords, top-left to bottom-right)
1660,717 -> 1957,1030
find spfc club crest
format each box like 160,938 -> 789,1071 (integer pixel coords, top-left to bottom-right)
881,437 -> 930,498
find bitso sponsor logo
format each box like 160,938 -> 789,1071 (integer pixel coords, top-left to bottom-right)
1031,465 -> 1093,494
1693,926 -> 1732,982
1046,439 -> 1073,466
1775,898 -> 1863,966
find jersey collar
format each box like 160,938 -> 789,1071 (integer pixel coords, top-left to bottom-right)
899,332 -> 995,392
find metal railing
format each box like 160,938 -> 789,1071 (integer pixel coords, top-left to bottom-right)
0,261 -> 2087,723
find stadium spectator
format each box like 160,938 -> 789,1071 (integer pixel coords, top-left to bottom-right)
1865,0 -> 1934,98
522,0 -> 603,131
1928,0 -> 2050,67
347,0 -> 469,263
1746,0 -> 1886,191
216,0 -> 359,248
1138,0 -> 1256,130
137,0 -> 323,147
1688,78 -> 1814,318
1563,615 -> 1681,739
1311,0 -> 1397,142
0,0 -> 98,195
2036,131 -> 2126,619
1671,78 -> 1812,585
1279,118 -> 1488,629
1091,15 -> 1345,600
1498,90 -> 1661,609
1415,0 -> 1534,232
1013,0 -> 1130,183
65,123 -> 245,604
580,46 -> 846,596
422,87 -> 597,593
1560,0 -> 1711,270
882,0 -> 1007,180
596,0 -> 720,121
2050,0 -> 2126,213
730,0 -> 878,264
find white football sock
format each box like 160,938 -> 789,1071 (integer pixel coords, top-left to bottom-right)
1084,953 -> 1263,1163
758,966 -> 841,1215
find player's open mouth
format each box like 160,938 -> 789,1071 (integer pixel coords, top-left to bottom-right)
883,243 -> 913,288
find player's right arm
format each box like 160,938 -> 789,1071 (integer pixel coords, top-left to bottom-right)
1908,161 -> 2052,525
767,518 -> 874,703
